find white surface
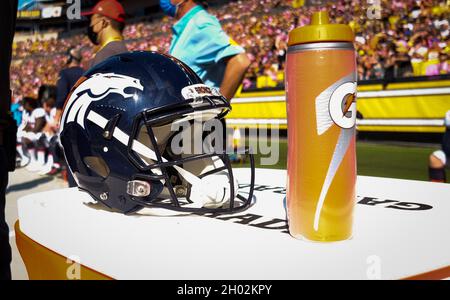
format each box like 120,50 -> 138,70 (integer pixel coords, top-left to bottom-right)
18,169 -> 450,279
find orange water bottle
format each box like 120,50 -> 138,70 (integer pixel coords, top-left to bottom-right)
286,11 -> 357,242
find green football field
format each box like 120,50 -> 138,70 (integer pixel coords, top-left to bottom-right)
232,139 -> 447,182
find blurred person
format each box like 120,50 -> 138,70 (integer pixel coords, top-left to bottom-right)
10,97 -> 23,168
161,0 -> 251,163
54,49 -> 85,127
0,0 -> 17,280
54,49 -> 84,186
37,96 -> 60,175
395,50 -> 414,77
40,136 -> 63,176
83,0 -> 128,67
364,55 -> 384,79
22,99 -> 47,172
381,42 -> 397,81
409,36 -> 429,64
161,0 -> 251,100
15,97 -> 36,167
425,41 -> 448,76
428,111 -> 450,183
427,41 -> 441,61
274,33 -> 288,72
425,41 -> 443,75
24,85 -> 57,174
438,18 -> 449,39
437,52 -> 449,74
33,86 -> 56,174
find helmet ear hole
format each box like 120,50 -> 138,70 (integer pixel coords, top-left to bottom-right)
83,156 -> 110,178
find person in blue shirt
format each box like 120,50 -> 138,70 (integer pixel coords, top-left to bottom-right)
160,0 -> 250,100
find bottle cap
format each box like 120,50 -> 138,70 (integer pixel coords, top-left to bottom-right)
288,11 -> 354,46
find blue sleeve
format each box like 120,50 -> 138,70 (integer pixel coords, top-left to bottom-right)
56,70 -> 69,109
192,17 -> 244,66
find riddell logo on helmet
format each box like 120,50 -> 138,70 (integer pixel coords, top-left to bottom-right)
181,84 -> 222,107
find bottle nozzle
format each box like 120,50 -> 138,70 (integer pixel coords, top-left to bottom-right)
311,11 -> 330,25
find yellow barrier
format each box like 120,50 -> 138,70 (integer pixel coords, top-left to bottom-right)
230,79 -> 450,133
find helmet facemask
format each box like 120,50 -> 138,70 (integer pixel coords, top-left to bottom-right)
126,98 -> 256,215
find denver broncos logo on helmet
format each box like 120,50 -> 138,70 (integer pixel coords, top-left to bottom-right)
60,73 -> 144,133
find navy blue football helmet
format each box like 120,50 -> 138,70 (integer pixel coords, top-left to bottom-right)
59,51 -> 255,214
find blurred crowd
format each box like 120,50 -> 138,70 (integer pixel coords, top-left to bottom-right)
10,0 -> 450,101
